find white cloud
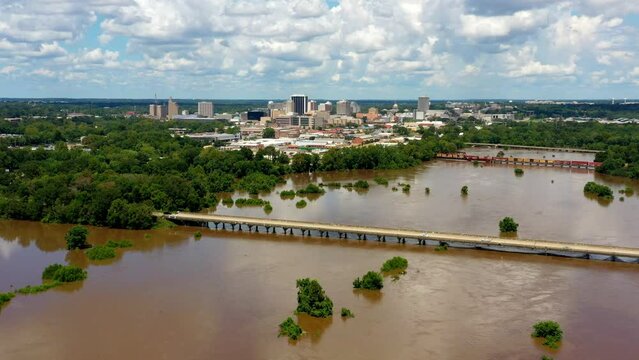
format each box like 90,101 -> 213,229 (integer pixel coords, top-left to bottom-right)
0,0 -> 638,98
459,9 -> 550,39
0,65 -> 17,74
31,68 -> 56,77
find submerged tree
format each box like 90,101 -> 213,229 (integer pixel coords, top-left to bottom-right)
295,278 -> 333,318
499,217 -> 519,233
65,225 -> 89,250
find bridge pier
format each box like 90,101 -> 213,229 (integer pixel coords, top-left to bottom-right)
230,223 -> 236,231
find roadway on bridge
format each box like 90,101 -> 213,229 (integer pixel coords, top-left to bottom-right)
158,212 -> 639,259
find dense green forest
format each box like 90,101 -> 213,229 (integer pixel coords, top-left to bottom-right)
0,116 -> 458,229
460,120 -> 639,178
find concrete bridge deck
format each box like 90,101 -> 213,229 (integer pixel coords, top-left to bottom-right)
157,212 -> 639,262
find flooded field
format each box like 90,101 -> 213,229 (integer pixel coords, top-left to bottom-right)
2,155 -> 639,359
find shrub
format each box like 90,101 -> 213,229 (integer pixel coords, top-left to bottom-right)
583,181 -> 613,200
532,321 -> 563,349
353,180 -> 370,189
16,282 -> 60,294
435,243 -> 448,251
278,317 -> 303,340
461,185 -> 469,195
264,203 -> 273,213
194,231 -> 202,239
42,264 -> 87,283
514,168 -> 524,175
391,187 -> 398,191
374,177 -> 389,186
0,292 -> 15,306
424,187 -> 430,194
295,278 -> 333,318
624,186 -> 634,196
381,256 -> 409,272
86,245 -> 117,260
296,183 -> 325,195
42,264 -> 64,280
153,218 -> 176,229
323,182 -> 342,188
341,307 -> 354,318
499,217 -> 519,233
497,150 -> 505,157
106,239 -> 133,248
296,200 -> 307,209
280,190 -> 296,199
65,225 -> 89,250
541,356 -> 553,360
222,198 -> 234,206
401,184 -> 411,193
235,198 -> 270,207
353,271 -> 383,290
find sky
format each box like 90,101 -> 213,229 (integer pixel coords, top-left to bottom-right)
0,0 -> 638,100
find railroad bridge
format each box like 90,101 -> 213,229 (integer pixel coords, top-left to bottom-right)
437,152 -> 602,169
157,212 -> 639,264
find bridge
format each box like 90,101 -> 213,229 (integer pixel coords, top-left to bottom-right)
157,212 -> 639,264
437,152 -> 602,169
465,142 -> 603,153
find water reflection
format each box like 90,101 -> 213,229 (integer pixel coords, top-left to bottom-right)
297,314 -> 333,344
352,289 -> 384,304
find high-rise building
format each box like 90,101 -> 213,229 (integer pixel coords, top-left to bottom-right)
350,101 -> 361,114
168,97 -> 179,120
290,94 -> 308,115
416,96 -> 430,120
308,100 -> 318,111
319,101 -> 332,113
286,99 -> 294,114
198,101 -> 214,117
418,96 -> 430,112
149,104 -> 167,119
336,100 -> 352,116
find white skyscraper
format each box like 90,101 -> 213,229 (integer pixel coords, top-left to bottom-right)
336,100 -> 352,116
198,101 -> 214,117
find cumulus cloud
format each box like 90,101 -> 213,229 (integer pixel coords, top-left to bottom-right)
0,0 -> 638,98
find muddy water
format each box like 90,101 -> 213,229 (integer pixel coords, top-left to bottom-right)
216,157 -> 639,247
2,158 -> 639,359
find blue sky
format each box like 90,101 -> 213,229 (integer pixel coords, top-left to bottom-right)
0,0 -> 638,100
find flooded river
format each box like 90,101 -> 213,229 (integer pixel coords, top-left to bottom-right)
2,154 -> 639,359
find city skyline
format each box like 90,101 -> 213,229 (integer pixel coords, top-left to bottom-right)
1,0 -> 638,99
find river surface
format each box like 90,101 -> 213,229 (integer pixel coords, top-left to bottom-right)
2,154 -> 639,359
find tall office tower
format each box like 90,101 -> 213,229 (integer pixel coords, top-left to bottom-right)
156,104 -> 167,119
319,101 -> 332,112
284,99 -> 293,113
198,101 -> 214,117
336,100 -> 352,116
350,101 -> 361,114
418,96 -> 430,112
149,104 -> 157,118
168,97 -> 179,119
308,100 -> 318,111
290,94 -> 308,115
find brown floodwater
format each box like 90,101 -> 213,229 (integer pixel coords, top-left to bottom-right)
2,156 -> 639,359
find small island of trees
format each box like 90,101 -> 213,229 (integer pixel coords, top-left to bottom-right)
514,168 -> 524,176
353,271 -> 384,290
532,320 -> 563,349
499,217 -> 519,233
295,278 -> 333,318
381,256 -> 409,272
583,181 -> 614,200
278,317 -> 303,340
461,185 -> 469,195
65,225 -> 89,250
